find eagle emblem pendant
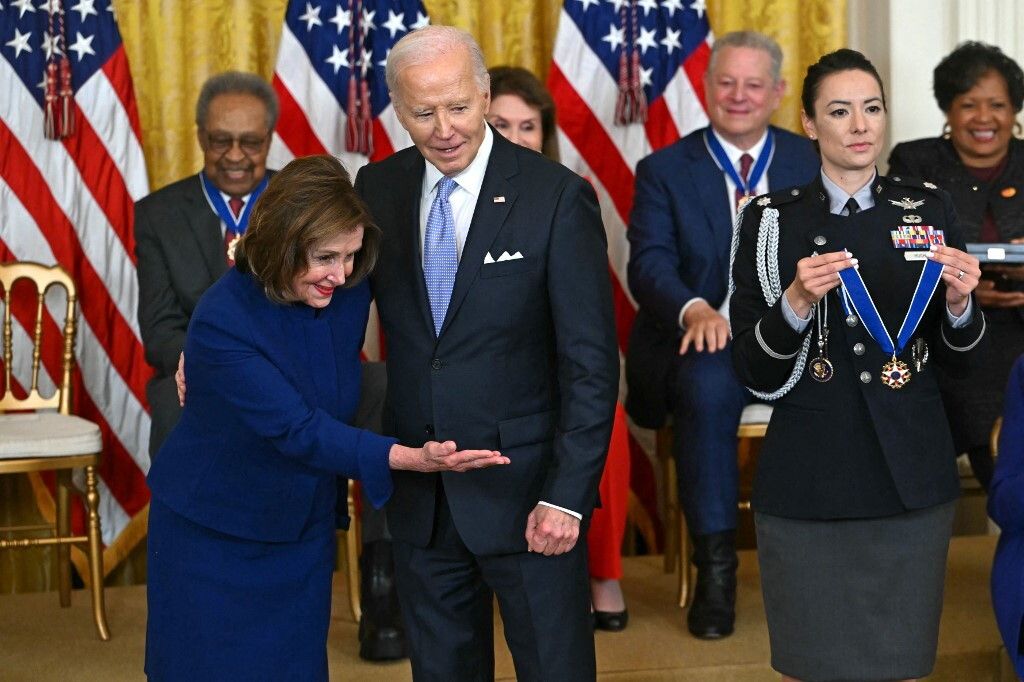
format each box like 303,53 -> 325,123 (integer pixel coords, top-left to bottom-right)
809,356 -> 834,382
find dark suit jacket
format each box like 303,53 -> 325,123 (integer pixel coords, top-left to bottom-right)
888,136 -> 1024,242
354,129 -> 619,555
147,269 -> 395,542
134,172 -> 274,456
625,126 -> 820,427
730,174 -> 986,519
990,354 -> 1024,678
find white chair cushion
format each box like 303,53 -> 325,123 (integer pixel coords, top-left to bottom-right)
739,403 -> 774,425
0,413 -> 102,458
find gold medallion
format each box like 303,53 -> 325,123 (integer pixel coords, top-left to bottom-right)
880,358 -> 911,389
226,234 -> 240,262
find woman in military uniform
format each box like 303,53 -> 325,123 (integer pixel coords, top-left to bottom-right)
889,41 -> 1024,490
730,49 -> 986,681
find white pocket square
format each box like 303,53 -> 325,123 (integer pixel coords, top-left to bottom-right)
485,251 -> 524,264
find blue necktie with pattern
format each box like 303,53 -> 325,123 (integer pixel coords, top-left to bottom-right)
424,176 -> 458,336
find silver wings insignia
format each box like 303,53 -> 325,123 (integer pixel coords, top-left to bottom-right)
888,197 -> 925,210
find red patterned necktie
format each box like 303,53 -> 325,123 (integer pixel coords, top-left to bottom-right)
734,153 -> 754,209
225,197 -> 243,266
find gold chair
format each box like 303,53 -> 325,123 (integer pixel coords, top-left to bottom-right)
656,402 -> 773,608
0,261 -> 110,640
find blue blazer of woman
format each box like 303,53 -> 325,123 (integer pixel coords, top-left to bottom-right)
147,268 -> 395,543
991,355 -> 1024,678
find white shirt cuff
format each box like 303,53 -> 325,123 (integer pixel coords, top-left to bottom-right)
538,501 -> 582,520
946,298 -> 973,328
679,297 -> 707,331
781,292 -> 812,333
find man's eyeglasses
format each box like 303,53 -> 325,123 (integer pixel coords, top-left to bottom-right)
203,132 -> 268,156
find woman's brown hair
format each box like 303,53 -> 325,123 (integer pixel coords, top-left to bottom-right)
234,154 -> 380,304
488,65 -> 560,162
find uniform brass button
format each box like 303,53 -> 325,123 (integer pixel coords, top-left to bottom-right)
892,176 -> 901,182
814,235 -> 826,246
853,343 -> 865,355
846,314 -> 858,327
860,371 -> 872,384
431,358 -> 442,370
791,188 -> 800,196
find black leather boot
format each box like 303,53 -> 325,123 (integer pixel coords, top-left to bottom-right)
686,530 -> 737,639
358,540 -> 408,661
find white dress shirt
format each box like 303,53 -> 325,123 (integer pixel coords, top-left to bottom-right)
419,126 -> 494,263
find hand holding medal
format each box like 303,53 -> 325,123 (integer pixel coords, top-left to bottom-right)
925,244 -> 981,315
784,249 -> 859,319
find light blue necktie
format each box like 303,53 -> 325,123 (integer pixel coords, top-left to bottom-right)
423,176 -> 458,336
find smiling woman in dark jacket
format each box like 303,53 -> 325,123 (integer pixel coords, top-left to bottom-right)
144,155 -> 507,682
889,41 -> 1024,490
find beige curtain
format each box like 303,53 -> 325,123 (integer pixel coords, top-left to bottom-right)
114,0 -> 843,191
2,0 -> 844,593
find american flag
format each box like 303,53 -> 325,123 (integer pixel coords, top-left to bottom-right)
268,0 -> 430,359
548,0 -> 712,534
1,0 -> 151,563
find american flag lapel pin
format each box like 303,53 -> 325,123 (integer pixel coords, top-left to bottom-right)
493,196 -> 505,203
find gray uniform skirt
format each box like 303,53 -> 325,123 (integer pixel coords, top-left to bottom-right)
755,501 -> 956,682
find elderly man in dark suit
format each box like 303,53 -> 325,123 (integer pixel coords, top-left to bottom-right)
625,31 -> 820,639
354,25 -> 619,682
134,71 -> 277,458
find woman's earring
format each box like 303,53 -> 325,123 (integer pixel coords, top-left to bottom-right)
942,122 -> 951,139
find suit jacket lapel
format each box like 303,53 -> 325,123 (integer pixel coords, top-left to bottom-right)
395,151 -> 436,338
186,175 -> 228,280
439,136 -> 518,337
687,134 -> 733,272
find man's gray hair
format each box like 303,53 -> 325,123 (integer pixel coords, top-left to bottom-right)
385,25 -> 490,102
195,71 -> 280,132
708,31 -> 784,83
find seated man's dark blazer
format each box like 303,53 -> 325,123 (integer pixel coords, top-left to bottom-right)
354,129 -> 620,555
625,125 -> 819,428
134,172 -> 271,457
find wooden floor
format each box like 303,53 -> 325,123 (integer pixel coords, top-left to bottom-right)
0,536 -> 1014,681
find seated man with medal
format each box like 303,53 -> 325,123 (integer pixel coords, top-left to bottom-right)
729,49 -> 985,682
134,71 -> 276,459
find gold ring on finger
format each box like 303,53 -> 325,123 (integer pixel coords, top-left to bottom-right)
957,270 -> 965,280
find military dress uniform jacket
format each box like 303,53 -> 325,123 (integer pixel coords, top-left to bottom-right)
889,136 -> 1024,242
729,174 -> 987,520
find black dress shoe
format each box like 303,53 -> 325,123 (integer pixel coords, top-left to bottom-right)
358,540 -> 408,661
593,609 -> 629,632
686,530 -> 737,639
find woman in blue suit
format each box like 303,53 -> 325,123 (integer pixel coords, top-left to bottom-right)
992,354 -> 1024,679
144,155 -> 508,681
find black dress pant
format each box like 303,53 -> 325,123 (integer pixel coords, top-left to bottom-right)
392,485 -> 595,682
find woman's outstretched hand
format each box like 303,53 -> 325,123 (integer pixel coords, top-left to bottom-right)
388,441 -> 509,473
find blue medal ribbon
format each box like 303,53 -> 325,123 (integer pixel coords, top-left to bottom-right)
837,256 -> 944,357
703,129 -> 775,199
199,171 -> 269,234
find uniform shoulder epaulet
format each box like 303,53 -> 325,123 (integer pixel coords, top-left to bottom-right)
751,185 -> 805,210
886,174 -> 944,196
